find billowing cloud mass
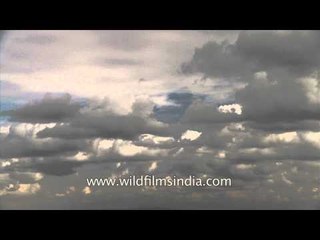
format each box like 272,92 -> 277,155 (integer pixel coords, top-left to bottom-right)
0,30 -> 319,209
182,31 -> 320,78
5,94 -> 83,123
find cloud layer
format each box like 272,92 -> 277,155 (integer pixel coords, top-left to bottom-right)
0,30 -> 319,209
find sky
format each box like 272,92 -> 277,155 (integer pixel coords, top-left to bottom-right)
0,30 -> 319,209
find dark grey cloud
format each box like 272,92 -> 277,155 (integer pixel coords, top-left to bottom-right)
31,160 -> 82,176
29,95 -> 185,141
235,31 -> 320,76
2,145 -> 161,177
0,133 -> 85,159
37,110 -> 174,140
1,154 -> 84,176
236,78 -> 320,123
180,78 -> 320,132
245,120 -> 320,133
228,141 -> 320,163
4,94 -> 83,123
181,40 -> 250,79
194,130 -> 232,149
181,101 -> 242,124
90,151 -> 159,164
182,31 -> 320,79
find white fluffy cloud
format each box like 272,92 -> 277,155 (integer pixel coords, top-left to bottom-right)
181,130 -> 202,141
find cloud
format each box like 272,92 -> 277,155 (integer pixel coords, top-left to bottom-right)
153,91 -> 201,123
179,77 -> 320,132
1,30 -> 320,209
182,31 -> 320,79
37,110 -> 173,140
235,31 -> 320,77
4,94 -> 83,123
182,40 -> 249,79
181,101 -> 242,124
0,130 -> 85,158
244,120 -> 320,133
31,160 -> 83,176
181,130 -> 202,141
235,77 -> 320,123
9,172 -> 43,183
228,144 -> 320,163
